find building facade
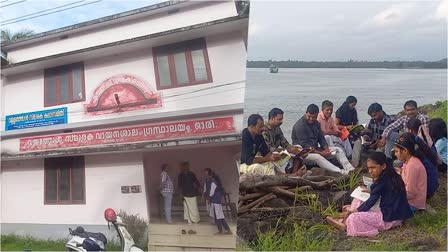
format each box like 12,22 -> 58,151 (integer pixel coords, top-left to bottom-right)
1,1 -> 248,244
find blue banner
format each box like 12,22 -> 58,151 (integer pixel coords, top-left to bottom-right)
5,107 -> 68,131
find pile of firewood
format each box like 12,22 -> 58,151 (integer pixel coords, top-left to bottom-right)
238,173 -> 351,215
237,173 -> 355,242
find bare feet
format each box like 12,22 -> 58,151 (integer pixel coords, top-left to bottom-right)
326,216 -> 346,231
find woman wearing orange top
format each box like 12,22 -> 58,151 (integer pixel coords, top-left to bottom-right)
393,132 -> 427,211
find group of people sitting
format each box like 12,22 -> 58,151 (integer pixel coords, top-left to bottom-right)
159,162 -> 232,235
240,97 -> 447,237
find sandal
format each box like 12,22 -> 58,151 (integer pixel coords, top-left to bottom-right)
181,229 -> 186,234
188,230 -> 197,234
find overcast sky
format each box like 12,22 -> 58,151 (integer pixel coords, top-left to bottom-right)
1,0 -> 447,61
248,0 -> 448,61
1,0 -> 162,34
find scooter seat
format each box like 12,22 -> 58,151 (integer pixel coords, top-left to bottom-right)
72,226 -> 107,245
85,231 -> 107,245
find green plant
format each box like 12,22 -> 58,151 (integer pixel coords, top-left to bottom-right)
252,222 -> 334,251
348,168 -> 362,190
322,200 -> 339,217
0,235 -> 65,251
117,210 -> 148,251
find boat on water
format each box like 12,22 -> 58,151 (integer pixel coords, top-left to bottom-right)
269,63 -> 279,73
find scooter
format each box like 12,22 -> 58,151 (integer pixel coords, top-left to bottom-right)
65,208 -> 144,252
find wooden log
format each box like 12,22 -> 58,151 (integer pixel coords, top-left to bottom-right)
288,185 -> 313,192
239,192 -> 268,201
238,193 -> 275,214
267,186 -> 298,199
239,173 -> 335,190
251,194 -> 277,210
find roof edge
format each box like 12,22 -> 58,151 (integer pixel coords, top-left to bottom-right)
1,0 -> 192,49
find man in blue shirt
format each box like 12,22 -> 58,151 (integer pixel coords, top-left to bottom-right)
240,114 -> 281,175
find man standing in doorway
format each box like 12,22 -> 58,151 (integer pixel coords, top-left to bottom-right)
160,164 -> 173,224
178,161 -> 201,225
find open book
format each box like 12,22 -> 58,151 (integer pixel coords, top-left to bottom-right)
272,150 -> 291,173
349,124 -> 365,134
350,186 -> 380,210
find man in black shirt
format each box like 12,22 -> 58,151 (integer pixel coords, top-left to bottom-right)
240,114 -> 281,175
178,161 -> 201,224
291,104 -> 355,175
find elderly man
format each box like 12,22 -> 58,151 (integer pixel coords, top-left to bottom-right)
178,161 -> 201,225
292,104 -> 355,175
317,100 -> 352,158
378,100 -> 430,157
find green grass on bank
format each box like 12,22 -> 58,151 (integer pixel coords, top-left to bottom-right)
427,100 -> 447,122
0,234 -> 122,251
240,175 -> 447,251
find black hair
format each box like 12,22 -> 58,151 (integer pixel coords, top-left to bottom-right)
306,104 -> 319,114
404,100 -> 417,109
367,103 -> 383,115
268,108 -> 284,120
407,118 -> 422,134
345,96 -> 357,104
429,118 -> 447,142
367,152 -> 406,193
161,164 -> 168,171
394,132 -> 438,165
321,100 -> 333,109
204,168 -> 214,176
248,114 -> 263,127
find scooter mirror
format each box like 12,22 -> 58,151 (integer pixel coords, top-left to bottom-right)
104,208 -> 117,222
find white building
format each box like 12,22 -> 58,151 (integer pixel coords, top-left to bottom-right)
1,1 -> 248,250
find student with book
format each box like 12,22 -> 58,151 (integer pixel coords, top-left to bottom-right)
326,152 -> 413,237
393,133 -> 428,211
317,100 -> 353,158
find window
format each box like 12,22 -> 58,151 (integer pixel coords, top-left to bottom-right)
44,62 -> 85,107
44,156 -> 85,204
153,38 -> 212,90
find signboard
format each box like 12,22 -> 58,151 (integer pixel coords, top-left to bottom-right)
5,107 -> 68,131
20,116 -> 235,152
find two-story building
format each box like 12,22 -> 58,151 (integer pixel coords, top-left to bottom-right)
1,1 -> 248,250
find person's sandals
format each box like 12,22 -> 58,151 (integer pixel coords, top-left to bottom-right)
326,216 -> 346,231
181,229 -> 187,234
188,230 -> 197,234
224,230 -> 233,235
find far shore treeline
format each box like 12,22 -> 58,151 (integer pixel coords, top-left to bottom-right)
247,58 -> 447,69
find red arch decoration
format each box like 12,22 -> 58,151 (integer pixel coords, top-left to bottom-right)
85,74 -> 162,115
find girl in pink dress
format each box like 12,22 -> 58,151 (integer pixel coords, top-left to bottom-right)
327,152 -> 413,237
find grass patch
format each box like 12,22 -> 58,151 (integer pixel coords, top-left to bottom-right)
427,100 -> 447,122
1,235 -> 65,251
251,222 -> 335,251
1,234 -> 122,251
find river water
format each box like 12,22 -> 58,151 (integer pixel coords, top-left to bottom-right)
244,68 -> 447,142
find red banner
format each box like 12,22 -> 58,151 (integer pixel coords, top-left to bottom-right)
20,117 -> 235,152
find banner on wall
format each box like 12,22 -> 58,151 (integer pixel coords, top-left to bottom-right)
5,107 -> 68,131
20,116 -> 236,151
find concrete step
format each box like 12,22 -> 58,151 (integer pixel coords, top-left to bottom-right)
148,223 -> 236,249
148,223 -> 236,235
